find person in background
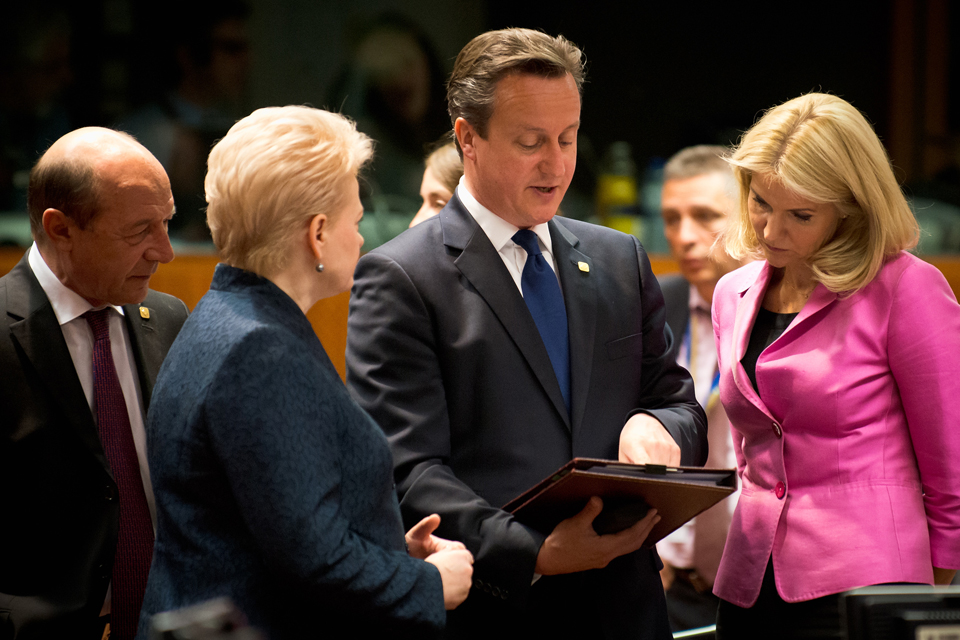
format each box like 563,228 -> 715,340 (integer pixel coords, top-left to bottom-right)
346,28 -> 706,640
0,127 -> 186,639
410,139 -> 463,228
0,4 -> 75,216
711,93 -> 960,639
330,14 -> 451,216
120,0 -> 251,241
137,106 -> 472,640
656,144 -> 742,631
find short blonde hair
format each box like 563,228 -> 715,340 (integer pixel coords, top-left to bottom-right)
425,140 -> 463,193
725,93 -> 919,294
205,106 -> 373,276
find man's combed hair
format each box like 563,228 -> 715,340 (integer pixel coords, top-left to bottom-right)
27,158 -> 100,241
205,105 -> 373,277
446,28 -> 585,140
724,93 -> 919,294
27,129 -> 143,241
663,145 -> 733,183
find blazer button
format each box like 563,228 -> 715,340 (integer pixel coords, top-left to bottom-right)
772,422 -> 782,438
104,485 -> 116,501
473,579 -> 483,589
775,482 -> 786,499
491,586 -> 501,598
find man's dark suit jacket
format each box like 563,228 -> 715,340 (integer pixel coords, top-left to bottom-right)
658,274 -> 691,363
347,195 -> 707,639
0,256 -> 189,639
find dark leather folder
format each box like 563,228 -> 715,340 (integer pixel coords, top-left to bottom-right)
503,458 -> 737,545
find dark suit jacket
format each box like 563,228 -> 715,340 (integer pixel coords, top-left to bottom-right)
658,274 -> 691,363
0,256 -> 188,640
347,196 -> 707,639
137,265 -> 444,640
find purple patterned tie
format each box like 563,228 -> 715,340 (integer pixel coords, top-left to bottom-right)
83,308 -> 153,639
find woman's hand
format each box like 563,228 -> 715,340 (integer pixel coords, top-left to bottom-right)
425,548 -> 474,609
407,514 -> 473,608
406,514 -> 466,560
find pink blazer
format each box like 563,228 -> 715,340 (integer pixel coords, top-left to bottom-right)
711,252 -> 960,606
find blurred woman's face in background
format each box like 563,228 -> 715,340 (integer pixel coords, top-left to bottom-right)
410,166 -> 453,228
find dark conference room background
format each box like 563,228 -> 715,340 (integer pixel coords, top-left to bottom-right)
1,0 -> 958,254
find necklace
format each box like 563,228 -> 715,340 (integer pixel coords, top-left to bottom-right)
765,269 -> 817,313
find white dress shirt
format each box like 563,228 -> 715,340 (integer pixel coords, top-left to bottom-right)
28,243 -> 158,615
457,180 -> 560,294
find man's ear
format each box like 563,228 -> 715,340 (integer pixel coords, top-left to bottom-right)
308,213 -> 328,262
455,117 -> 479,163
41,209 -> 75,249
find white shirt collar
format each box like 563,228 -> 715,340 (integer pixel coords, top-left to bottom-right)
28,242 -> 125,325
456,178 -> 554,255
687,283 -> 712,315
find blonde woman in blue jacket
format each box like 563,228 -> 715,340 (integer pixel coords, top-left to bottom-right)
137,106 -> 473,639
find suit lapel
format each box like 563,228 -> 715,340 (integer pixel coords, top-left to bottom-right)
123,300 -> 161,410
5,258 -> 110,473
729,262 -> 838,417
551,219 -> 596,435
786,283 -> 837,332
442,196 -> 571,427
730,263 -> 772,414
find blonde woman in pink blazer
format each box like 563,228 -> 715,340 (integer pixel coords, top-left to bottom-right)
711,93 -> 960,639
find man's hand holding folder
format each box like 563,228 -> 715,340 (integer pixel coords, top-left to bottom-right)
534,497 -> 661,575
507,459 -> 738,551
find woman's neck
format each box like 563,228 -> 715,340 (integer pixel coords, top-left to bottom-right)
763,264 -> 817,313
266,265 -> 321,316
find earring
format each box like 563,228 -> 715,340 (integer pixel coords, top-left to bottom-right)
315,263 -> 324,273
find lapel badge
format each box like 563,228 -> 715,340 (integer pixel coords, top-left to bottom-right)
578,261 -> 590,273
139,306 -> 151,320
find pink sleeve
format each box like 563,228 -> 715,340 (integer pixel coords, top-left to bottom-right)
887,260 -> 960,570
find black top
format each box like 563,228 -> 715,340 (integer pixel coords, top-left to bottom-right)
741,307 -> 798,395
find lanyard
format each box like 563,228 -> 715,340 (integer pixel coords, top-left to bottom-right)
682,315 -> 721,412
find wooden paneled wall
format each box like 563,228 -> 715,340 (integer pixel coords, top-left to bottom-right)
4,248 -> 959,381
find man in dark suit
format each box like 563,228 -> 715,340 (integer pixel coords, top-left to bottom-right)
0,128 -> 188,640
656,145 -> 742,631
346,29 -> 706,639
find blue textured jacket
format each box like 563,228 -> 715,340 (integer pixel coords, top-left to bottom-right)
137,265 -> 444,639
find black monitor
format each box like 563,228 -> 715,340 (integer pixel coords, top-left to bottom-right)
842,585 -> 960,640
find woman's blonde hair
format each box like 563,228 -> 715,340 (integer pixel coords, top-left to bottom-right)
425,140 -> 463,193
205,105 -> 373,276
724,93 -> 919,293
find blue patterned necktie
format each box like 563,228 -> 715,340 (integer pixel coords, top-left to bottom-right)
512,229 -> 571,414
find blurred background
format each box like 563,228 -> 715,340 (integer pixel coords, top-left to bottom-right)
1,0 -> 958,256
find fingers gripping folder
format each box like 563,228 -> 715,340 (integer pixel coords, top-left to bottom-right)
503,458 -> 737,543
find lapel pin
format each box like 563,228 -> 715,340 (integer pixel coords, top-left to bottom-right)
139,306 -> 151,319
578,261 -> 590,273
